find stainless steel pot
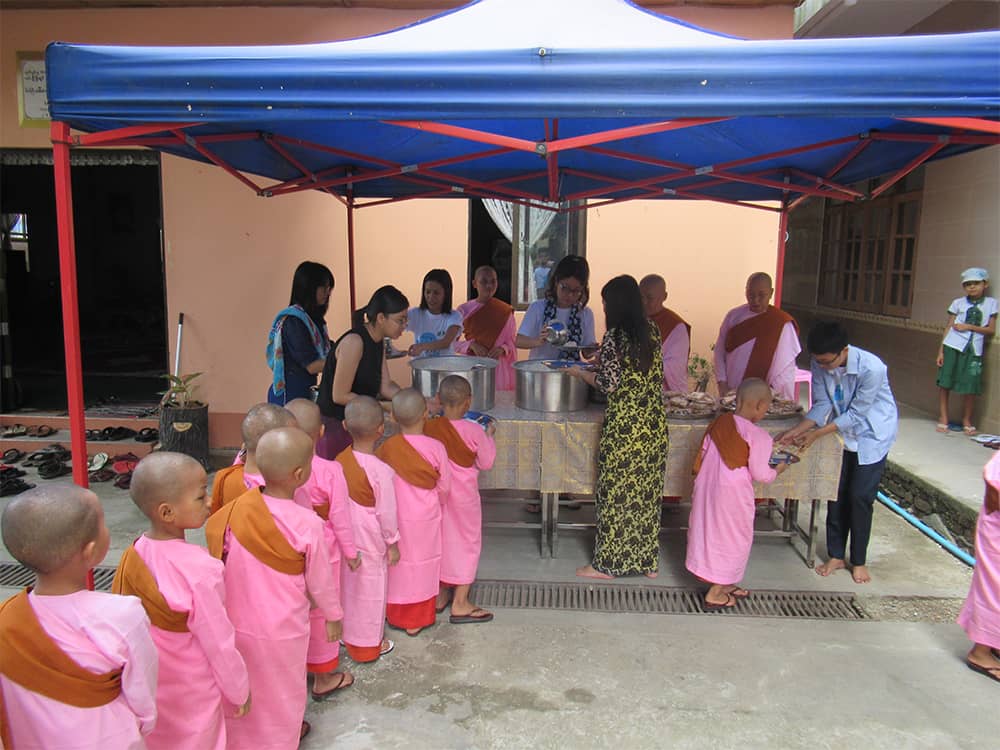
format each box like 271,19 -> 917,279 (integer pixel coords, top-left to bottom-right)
514,360 -> 590,412
410,356 -> 497,411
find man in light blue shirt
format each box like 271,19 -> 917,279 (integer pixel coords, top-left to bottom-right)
777,321 -> 898,584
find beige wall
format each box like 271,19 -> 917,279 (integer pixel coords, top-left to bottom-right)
1,4 -> 790,445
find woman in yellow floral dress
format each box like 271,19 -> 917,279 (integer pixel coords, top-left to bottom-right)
568,275 -> 669,578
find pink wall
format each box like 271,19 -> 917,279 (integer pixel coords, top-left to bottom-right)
1,4 -> 790,446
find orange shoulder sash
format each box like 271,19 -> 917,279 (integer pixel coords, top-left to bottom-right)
205,488 -> 305,575
724,306 -> 798,381
210,464 -> 246,515
336,447 -> 376,508
0,589 -> 123,747
424,417 -> 476,468
111,544 -> 189,633
692,413 -> 750,475
462,298 -> 513,350
376,434 -> 440,490
650,307 -> 690,345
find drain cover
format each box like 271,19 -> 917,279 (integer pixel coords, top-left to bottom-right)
0,562 -> 117,592
470,580 -> 869,620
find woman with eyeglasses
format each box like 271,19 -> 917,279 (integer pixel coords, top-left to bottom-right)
316,285 -> 410,459
515,254 -> 598,361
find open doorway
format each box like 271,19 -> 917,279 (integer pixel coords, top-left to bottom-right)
0,150 -> 167,412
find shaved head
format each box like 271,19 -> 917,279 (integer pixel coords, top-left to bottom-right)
129,451 -> 204,519
639,274 -> 667,317
736,377 -> 773,407
438,374 -> 472,407
391,388 -> 427,427
241,403 -> 297,450
285,398 -> 322,441
2,485 -> 100,574
745,272 -> 774,314
746,272 -> 773,290
256,427 -> 315,484
344,396 -> 384,439
639,274 -> 665,294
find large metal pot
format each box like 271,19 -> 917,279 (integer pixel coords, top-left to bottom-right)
410,356 -> 497,411
514,360 -> 590,412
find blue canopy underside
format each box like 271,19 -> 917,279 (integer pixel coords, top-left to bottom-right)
44,0 -> 1000,203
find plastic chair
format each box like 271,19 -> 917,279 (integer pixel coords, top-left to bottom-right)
794,368 -> 812,408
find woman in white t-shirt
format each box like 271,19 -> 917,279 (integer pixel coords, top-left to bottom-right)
516,254 -> 598,361
407,268 -> 464,359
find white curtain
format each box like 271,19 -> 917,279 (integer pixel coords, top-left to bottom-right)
482,199 -> 513,242
482,198 -> 558,247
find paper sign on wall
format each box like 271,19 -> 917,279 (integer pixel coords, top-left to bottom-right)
17,53 -> 50,127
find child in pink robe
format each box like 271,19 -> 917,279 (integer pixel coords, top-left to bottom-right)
207,427 -> 343,749
0,485 -> 158,750
336,395 -> 401,662
428,375 -> 497,623
454,265 -> 517,390
686,379 -> 788,609
377,388 -> 452,636
115,452 -> 250,750
957,451 -> 1000,682
284,397 -> 360,698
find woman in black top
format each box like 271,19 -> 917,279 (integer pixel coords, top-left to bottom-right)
317,285 -> 409,458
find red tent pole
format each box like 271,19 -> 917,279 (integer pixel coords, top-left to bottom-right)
346,194 -> 357,314
774,205 -> 789,308
51,122 -> 89,489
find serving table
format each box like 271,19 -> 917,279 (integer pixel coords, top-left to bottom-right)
478,392 -> 843,564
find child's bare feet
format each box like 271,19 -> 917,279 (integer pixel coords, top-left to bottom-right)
576,565 -> 614,579
816,558 -> 847,577
311,670 -> 354,701
851,564 -> 871,584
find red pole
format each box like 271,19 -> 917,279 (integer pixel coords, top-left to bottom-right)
346,196 -> 357,314
774,205 -> 789,308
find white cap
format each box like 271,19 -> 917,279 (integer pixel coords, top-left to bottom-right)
961,267 -> 989,283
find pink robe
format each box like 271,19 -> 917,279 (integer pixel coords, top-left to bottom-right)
454,299 -> 517,391
440,419 -> 497,585
1,590 -> 157,750
661,322 -> 690,393
340,452 -> 400,649
686,415 -> 778,585
221,493 -> 342,750
386,435 -> 452,605
958,452 -> 1000,649
713,304 -> 801,399
132,535 -> 249,750
298,454 -> 357,670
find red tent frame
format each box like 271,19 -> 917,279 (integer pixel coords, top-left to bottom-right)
50,116 -> 1000,490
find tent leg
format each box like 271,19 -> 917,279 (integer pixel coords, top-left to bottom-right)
51,123 -> 89,489
774,206 -> 788,308
346,197 -> 357,313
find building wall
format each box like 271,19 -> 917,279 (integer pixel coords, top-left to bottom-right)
784,146 -> 1000,435
1,5 -> 792,446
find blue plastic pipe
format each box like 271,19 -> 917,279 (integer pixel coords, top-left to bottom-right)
876,490 -> 975,567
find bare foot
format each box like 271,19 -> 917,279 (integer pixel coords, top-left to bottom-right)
851,564 -> 872,584
576,565 -> 614,580
644,571 -> 659,579
725,586 -> 751,598
816,558 -> 847,577
311,670 -> 354,700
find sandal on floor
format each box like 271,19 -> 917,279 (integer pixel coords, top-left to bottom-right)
0,478 -> 35,496
964,426 -> 978,436
299,720 -> 311,742
88,452 -> 110,471
729,587 -> 751,599
89,467 -> 116,483
38,460 -> 72,480
966,659 -> 1000,683
114,472 -> 133,490
310,671 -> 354,701
2,449 -> 25,464
1,424 -> 27,438
449,608 -> 494,624
380,638 -> 395,656
136,427 -> 159,443
703,593 -> 737,611
935,423 -> 950,434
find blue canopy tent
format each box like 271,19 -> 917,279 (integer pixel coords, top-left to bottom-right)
43,0 -> 1000,487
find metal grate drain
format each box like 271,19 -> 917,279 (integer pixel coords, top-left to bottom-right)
0,563 -> 117,592
469,580 -> 870,620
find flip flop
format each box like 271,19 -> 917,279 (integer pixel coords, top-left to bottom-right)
703,593 -> 737,611
310,671 -> 354,702
112,459 -> 139,475
38,460 -> 72,480
136,427 -> 159,443
89,467 -> 116,483
1,424 -> 27,438
966,659 -> 1000,683
300,720 -> 311,741
2,449 -> 25,464
88,452 -> 110,471
114,472 -> 132,490
0,479 -> 34,496
729,587 -> 751,599
449,608 -> 494,624
935,423 -> 950,434
964,426 -> 979,436
380,639 -> 395,656
973,434 -> 1000,443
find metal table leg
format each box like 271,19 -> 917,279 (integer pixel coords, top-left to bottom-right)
806,499 -> 820,568
549,492 -> 560,558
540,491 -> 551,558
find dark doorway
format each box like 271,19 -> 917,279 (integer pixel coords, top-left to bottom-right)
0,151 -> 167,411
467,199 -> 513,305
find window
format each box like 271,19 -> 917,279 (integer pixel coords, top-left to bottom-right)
470,200 -> 586,310
1,213 -> 30,271
818,172 -> 922,316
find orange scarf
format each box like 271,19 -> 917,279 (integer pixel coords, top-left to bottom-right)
724,306 -> 799,381
205,488 -> 305,575
424,417 -> 476,468
376,434 -> 440,490
0,589 -> 123,748
210,464 -> 246,515
462,297 -> 513,350
336,447 -> 376,508
111,544 -> 189,633
692,413 -> 750,475
649,307 -> 690,345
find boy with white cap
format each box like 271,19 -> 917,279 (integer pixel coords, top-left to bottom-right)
936,267 -> 997,436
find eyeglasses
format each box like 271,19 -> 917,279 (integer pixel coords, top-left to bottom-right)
387,314 -> 408,326
813,350 -> 845,367
558,283 -> 584,296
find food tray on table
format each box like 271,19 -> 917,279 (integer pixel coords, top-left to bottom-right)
664,390 -> 717,420
718,392 -> 802,419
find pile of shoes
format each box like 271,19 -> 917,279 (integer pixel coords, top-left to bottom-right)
973,434 -> 1000,450
1,424 -> 58,438
21,445 -> 73,480
86,426 -> 139,441
1,456 -> 34,496
109,452 -> 141,489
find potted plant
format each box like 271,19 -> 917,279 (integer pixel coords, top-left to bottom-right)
687,352 -> 714,393
158,372 -> 209,468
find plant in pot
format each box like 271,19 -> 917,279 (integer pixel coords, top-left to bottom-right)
687,352 -> 714,393
158,372 -> 209,468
